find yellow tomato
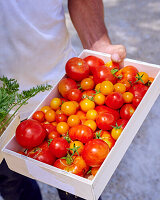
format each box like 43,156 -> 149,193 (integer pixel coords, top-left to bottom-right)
50,98 -> 62,110
45,109 -> 56,122
136,72 -> 149,84
111,127 -> 123,140
81,78 -> 94,90
80,99 -> 95,112
95,83 -> 101,92
114,83 -> 126,94
40,106 -> 52,114
122,92 -> 134,103
56,122 -> 69,135
86,109 -> 98,121
100,81 -> 114,95
94,93 -> 105,105
69,141 -> 84,155
61,101 -> 77,116
84,120 -> 97,132
67,115 -> 80,127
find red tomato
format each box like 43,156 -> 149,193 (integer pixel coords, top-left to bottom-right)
116,118 -> 128,129
116,66 -> 139,90
82,139 -> 109,167
82,90 -> 96,99
105,60 -> 120,70
55,114 -> 68,123
69,125 -> 94,143
132,97 -> 142,107
49,137 -> 69,158
83,55 -> 105,74
67,88 -> 82,102
105,92 -> 124,110
129,83 -> 148,98
48,131 -> 60,140
120,104 -> 136,120
32,111 -> 45,122
42,123 -> 56,134
95,105 -> 120,121
54,156 -> 88,176
58,78 -> 77,98
93,65 -> 116,84
65,57 -> 89,81
27,141 -> 56,165
96,112 -> 116,130
16,119 -> 46,149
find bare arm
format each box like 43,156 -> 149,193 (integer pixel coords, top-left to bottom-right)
68,0 -> 126,62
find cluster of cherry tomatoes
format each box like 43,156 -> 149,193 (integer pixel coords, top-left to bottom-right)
16,55 -> 154,179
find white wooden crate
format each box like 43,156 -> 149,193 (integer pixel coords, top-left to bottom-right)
2,50 -> 160,200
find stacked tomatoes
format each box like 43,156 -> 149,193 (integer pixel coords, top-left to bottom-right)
16,55 -> 154,178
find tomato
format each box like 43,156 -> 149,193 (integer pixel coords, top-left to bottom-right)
136,72 -> 149,84
42,123 -> 56,134
48,131 -> 60,140
86,109 -> 98,121
116,66 -> 139,90
93,65 -> 116,84
80,78 -> 94,90
67,89 -> 82,102
84,120 -> 97,132
82,139 -> 109,167
146,77 -> 154,86
65,57 -> 89,81
49,137 -> 69,158
82,90 -> 96,99
132,97 -> 142,107
50,98 -> 62,110
100,131 -> 115,149
55,114 -> 67,123
91,167 -> 100,176
76,110 -> 86,121
54,155 -> 88,176
45,109 -> 56,122
100,81 -> 114,95
56,122 -> 69,135
122,92 -> 134,103
94,93 -> 105,105
32,111 -> 45,123
114,83 -> 126,94
95,105 -> 120,121
67,115 -> 80,127
116,118 -> 128,129
83,55 -> 105,74
111,127 -> 123,140
61,101 -> 77,116
16,119 -> 46,149
105,92 -> 124,110
27,141 -> 56,165
105,60 -> 120,70
96,112 -> 116,130
58,78 -> 77,98
40,106 -> 52,114
95,83 -> 101,92
80,99 -> 95,112
69,141 -> 84,155
129,83 -> 148,98
120,104 -> 136,120
69,125 -> 94,143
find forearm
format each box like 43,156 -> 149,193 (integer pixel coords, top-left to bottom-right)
68,0 -> 111,50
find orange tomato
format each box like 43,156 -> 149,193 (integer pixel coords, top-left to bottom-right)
80,99 -> 95,112
111,127 -> 123,140
91,166 -> 100,176
50,98 -> 62,110
95,83 -> 101,92
136,72 -> 149,84
101,131 -> 115,149
45,109 -> 56,122
81,78 -> 95,90
41,106 -> 52,114
94,93 -> 105,105
69,141 -> 84,155
114,83 -> 126,94
100,81 -> 114,95
56,122 -> 69,135
105,60 -> 120,70
84,120 -> 97,132
61,102 -> 77,116
122,92 -> 134,103
67,115 -> 80,127
86,110 -> 98,121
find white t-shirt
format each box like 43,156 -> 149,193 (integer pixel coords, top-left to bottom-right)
0,0 -> 76,118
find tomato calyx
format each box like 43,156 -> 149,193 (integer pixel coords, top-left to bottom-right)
48,139 -> 53,146
63,131 -> 71,143
61,153 -> 74,165
82,94 -> 94,101
95,130 -> 102,139
68,143 -> 80,156
135,73 -> 145,84
111,122 -> 123,130
87,168 -> 92,175
111,68 -> 121,79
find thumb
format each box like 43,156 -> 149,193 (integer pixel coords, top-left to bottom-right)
111,53 -> 122,63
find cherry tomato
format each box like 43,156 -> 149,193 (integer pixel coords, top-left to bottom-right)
49,137 -> 69,158
40,106 -> 52,114
132,97 -> 142,107
45,109 -> 56,122
56,122 -> 69,135
105,60 -> 120,70
61,101 -> 77,116
42,123 -> 56,134
84,120 -> 97,132
116,118 -> 128,129
114,83 -> 126,94
83,55 -> 105,74
58,78 -> 77,98
122,92 -> 134,103
129,83 -> 148,98
32,111 -> 45,122
136,72 -> 149,84
146,77 -> 154,87
80,78 -> 95,90
91,167 -> 100,176
69,141 -> 84,155
94,93 -> 105,105
48,131 -> 60,140
65,57 -> 89,81
120,104 -> 136,120
95,83 -> 101,92
86,109 -> 98,121
82,139 -> 109,167
56,114 -> 67,123
80,99 -> 95,112
50,98 -> 62,110
96,112 -> 116,130
100,131 -> 115,149
16,119 -> 46,149
100,81 -> 114,95
105,92 -> 124,110
82,90 -> 96,99
111,127 -> 123,140
69,125 -> 94,143
67,89 -> 82,102
67,115 -> 80,127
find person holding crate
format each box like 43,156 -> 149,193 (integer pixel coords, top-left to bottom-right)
0,0 -> 126,200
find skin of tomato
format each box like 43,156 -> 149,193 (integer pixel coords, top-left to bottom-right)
95,105 -> 120,121
42,123 -> 57,135
111,128 -> 123,140
45,110 -> 56,122
91,166 -> 100,176
67,115 -> 80,127
69,141 -> 84,155
93,65 -> 116,84
56,122 -> 69,135
100,81 -> 114,95
55,114 -> 68,123
94,93 -> 105,105
86,109 -> 98,121
105,92 -> 124,110
129,83 -> 148,98
80,99 -> 95,112
82,139 -> 109,167
81,78 -> 95,90
50,98 -> 62,110
101,132 -> 115,149
83,55 -> 105,74
65,57 -> 90,81
32,111 -> 45,123
48,131 -> 60,140
40,106 -> 52,114
49,137 -> 69,158
96,112 -> 116,131
61,101 -> 77,116
122,92 -> 134,103
116,118 -> 128,129
120,104 -> 136,120
58,78 -> 77,98
84,120 -> 97,132
69,125 -> 94,143
114,83 -> 126,94
132,97 -> 142,107
16,119 -> 47,149
76,110 -> 86,120
67,89 -> 82,102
